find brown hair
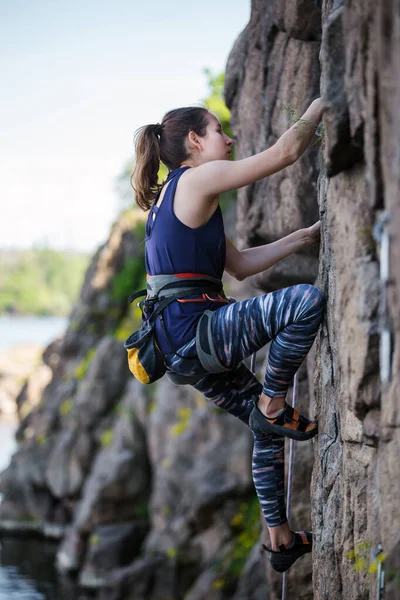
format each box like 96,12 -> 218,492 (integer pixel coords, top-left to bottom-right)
131,107 -> 209,211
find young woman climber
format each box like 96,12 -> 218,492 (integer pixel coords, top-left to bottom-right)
131,97 -> 325,572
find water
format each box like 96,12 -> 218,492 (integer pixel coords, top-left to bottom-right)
0,422 -> 17,473
0,538 -> 83,600
0,316 -> 68,350
0,315 -> 85,599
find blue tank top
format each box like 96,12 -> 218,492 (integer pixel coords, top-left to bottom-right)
145,166 -> 226,355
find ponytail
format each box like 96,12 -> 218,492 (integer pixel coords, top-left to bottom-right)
131,107 -> 209,212
131,124 -> 162,211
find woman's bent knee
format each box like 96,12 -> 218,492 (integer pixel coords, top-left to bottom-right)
298,283 -> 325,303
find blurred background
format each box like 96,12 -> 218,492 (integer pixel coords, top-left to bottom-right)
0,1 -> 249,597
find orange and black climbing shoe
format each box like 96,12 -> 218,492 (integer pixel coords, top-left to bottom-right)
262,530 -> 312,572
249,400 -> 318,441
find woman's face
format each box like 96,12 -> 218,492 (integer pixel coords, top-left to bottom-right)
198,113 -> 234,162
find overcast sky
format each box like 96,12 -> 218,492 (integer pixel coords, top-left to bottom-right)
0,0 -> 249,253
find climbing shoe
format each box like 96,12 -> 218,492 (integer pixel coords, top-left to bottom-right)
249,400 -> 318,441
262,530 -> 312,572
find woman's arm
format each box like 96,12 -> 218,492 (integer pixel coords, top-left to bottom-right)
224,222 -> 321,281
189,98 -> 324,198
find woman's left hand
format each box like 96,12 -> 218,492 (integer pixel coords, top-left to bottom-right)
305,220 -> 321,245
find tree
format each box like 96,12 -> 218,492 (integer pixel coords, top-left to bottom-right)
115,69 -> 234,212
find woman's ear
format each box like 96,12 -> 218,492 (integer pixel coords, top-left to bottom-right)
188,130 -> 202,152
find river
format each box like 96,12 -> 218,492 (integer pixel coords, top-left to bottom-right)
0,316 -> 89,599
0,315 -> 68,350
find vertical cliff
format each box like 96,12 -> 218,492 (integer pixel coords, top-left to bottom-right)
226,0 -> 400,598
312,1 -> 400,598
225,1 -> 321,597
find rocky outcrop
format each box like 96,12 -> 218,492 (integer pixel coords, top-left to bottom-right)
0,344 -> 51,422
0,213 -> 147,530
0,210 -> 261,599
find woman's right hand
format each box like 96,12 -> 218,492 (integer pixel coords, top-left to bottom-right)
305,220 -> 321,245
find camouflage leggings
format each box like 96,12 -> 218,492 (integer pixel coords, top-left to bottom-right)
166,284 -> 325,527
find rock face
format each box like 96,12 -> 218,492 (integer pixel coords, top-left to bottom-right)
225,1 -> 322,597
0,344 -> 51,422
1,2 -> 399,599
229,0 -> 400,598
311,1 -> 400,598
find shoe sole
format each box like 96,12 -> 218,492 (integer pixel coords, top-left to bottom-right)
270,549 -> 311,572
249,406 -> 318,441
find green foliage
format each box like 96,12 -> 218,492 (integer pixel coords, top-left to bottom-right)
0,248 -> 89,316
110,221 -> 146,302
203,69 -> 236,214
116,68 -> 235,215
134,503 -> 149,519
215,496 -> 261,586
203,69 -> 232,134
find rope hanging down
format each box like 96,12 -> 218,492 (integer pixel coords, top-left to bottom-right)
373,210 -> 392,383
281,371 -> 298,600
250,354 -> 298,600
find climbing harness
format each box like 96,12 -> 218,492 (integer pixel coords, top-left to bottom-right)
281,371 -> 298,600
124,274 -> 231,384
373,211 -> 392,384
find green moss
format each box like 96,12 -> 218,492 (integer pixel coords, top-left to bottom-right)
134,503 -> 149,518
59,398 -> 73,417
36,434 -> 48,446
170,407 -> 192,437
112,403 -> 135,420
195,392 -> 206,408
90,534 -> 100,547
165,547 -> 177,559
74,348 -> 96,380
100,428 -> 114,447
16,515 -> 40,523
113,302 -> 143,342
347,540 -> 389,576
212,578 -> 226,591
146,400 -> 157,415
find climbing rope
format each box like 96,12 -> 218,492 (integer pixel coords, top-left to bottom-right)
281,371 -> 298,600
373,210 -> 392,383
374,544 -> 385,600
250,353 -> 299,599
371,211 -> 389,598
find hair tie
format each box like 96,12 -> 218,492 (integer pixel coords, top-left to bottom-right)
153,123 -> 163,138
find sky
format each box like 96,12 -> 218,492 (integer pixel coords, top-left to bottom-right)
0,0 -> 250,253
